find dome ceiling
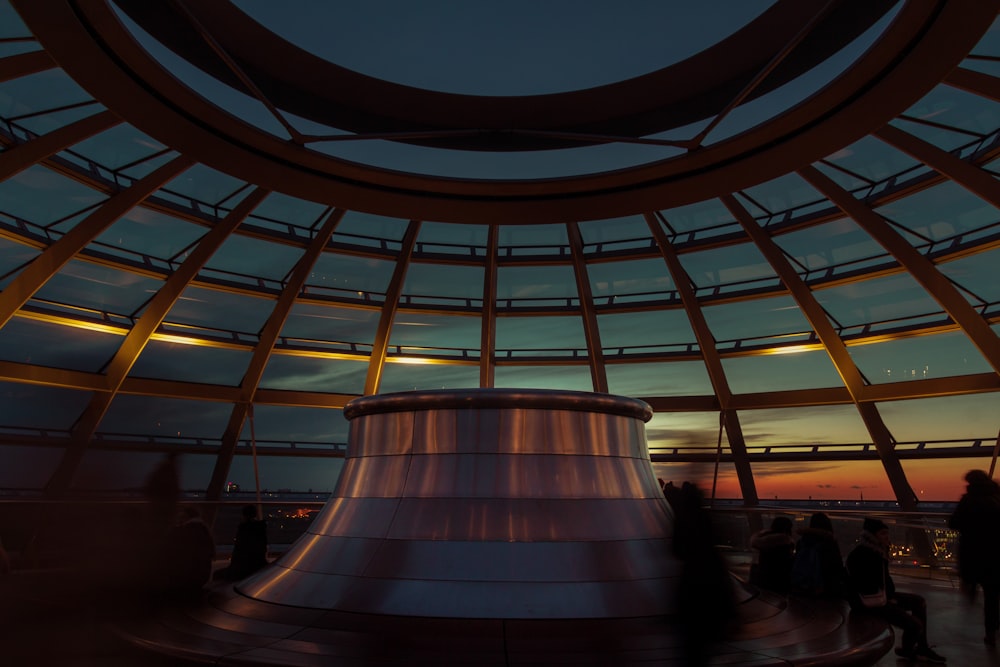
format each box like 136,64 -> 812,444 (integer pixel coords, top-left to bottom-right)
0,0 -> 998,505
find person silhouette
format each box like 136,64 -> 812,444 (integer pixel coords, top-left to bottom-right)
216,504 -> 269,581
949,469 -> 1000,646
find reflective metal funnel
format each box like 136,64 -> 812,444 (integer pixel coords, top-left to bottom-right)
238,388 -> 679,618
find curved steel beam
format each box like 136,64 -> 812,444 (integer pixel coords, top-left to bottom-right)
479,224 -> 498,388
644,212 -> 759,504
206,208 -> 346,502
0,155 -> 194,330
566,222 -> 608,393
0,109 -> 119,181
723,193 -> 919,509
363,220 -> 421,395
800,164 -> 1000,376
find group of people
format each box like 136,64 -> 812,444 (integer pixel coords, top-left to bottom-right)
751,512 -> 946,662
142,453 -> 271,598
748,469 -> 1000,663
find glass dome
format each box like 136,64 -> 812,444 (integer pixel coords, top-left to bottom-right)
0,0 -> 998,509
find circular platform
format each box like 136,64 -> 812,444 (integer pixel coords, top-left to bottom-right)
116,579 -> 893,666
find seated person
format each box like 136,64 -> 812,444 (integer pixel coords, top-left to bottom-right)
164,507 -> 216,597
216,504 -> 269,581
750,516 -> 795,593
790,512 -> 847,598
846,518 -> 945,663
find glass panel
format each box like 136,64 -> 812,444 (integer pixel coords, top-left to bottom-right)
968,15 -> 1000,56
306,252 -> 395,298
493,364 -> 595,391
379,362 -> 480,393
495,315 -> 587,356
166,287 -> 275,337
0,317 -> 122,372
578,214 -> 653,250
849,332 -> 993,384
751,460 -> 895,501
68,123 -> 170,171
415,221 -> 488,255
939,248 -> 1000,306
390,312 -> 480,353
163,164 -> 251,209
900,83 -> 1000,137
34,259 -> 164,315
203,232 -> 303,282
739,172 -> 825,218
678,242 -> 778,293
260,355 -> 369,393
875,179 -> 999,242
402,262 -> 484,305
130,340 -> 252,385
647,410 -> 729,454
0,382 -> 91,429
97,394 -> 233,439
249,191 -> 329,230
701,295 -> 813,348
660,198 -> 735,236
820,134 -> 922,186
498,224 -> 569,254
606,360 -> 713,396
497,265 -> 578,305
334,211 -> 408,246
878,394 -> 1000,444
242,404 -> 348,445
707,4 -> 901,145
651,461 -> 741,501
723,350 -> 843,393
229,455 -> 344,494
740,404 -> 872,448
0,445 -> 60,490
93,206 -> 207,261
12,103 -> 107,137
72,450 -> 214,492
889,116 -> 987,153
0,165 -> 106,224
0,1 -> 29,37
773,217 -> 888,277
588,257 -> 673,303
0,236 -> 40,287
598,309 -> 695,355
815,273 -> 942,331
0,69 -> 93,119
901,458 -> 984,502
280,303 -> 380,347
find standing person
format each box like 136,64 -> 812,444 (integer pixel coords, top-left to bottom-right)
846,518 -> 946,663
144,451 -> 180,535
948,469 -> 1000,646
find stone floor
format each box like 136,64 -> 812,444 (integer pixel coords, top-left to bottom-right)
0,564 -> 994,666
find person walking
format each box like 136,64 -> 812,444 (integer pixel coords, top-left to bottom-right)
948,469 -> 1000,646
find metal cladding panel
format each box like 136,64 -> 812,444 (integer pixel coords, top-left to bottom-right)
347,411 -> 414,456
400,453 -> 654,499
354,538 -> 680,582
385,498 -> 670,541
244,389 -> 677,619
333,456 -> 412,498
272,534 -> 383,577
305,497 -> 400,537
245,569 -> 676,618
